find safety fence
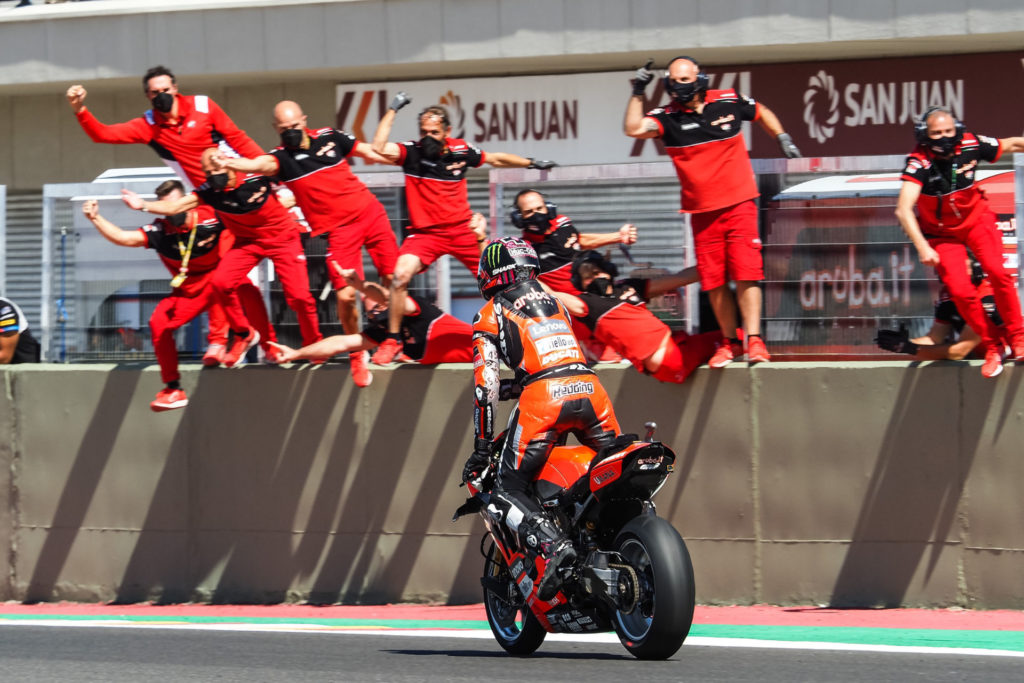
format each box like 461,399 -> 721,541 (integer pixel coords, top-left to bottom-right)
23,154 -> 1024,362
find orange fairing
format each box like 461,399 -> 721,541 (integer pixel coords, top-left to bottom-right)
536,446 -> 594,489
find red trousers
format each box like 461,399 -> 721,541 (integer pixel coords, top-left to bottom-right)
149,281 -> 274,384
929,211 -> 1023,352
211,232 -> 322,347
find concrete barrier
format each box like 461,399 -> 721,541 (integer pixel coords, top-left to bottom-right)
1,361 -> 1022,608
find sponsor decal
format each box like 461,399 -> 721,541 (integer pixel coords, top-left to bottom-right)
534,334 -> 576,356
512,289 -> 551,309
592,469 -> 617,486
800,244 -> 914,311
528,319 -> 571,339
540,348 -> 582,365
549,380 -> 594,400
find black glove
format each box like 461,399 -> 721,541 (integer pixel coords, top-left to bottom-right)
462,438 -> 493,484
389,91 -> 411,112
498,379 -> 522,401
875,325 -> 918,355
631,59 -> 655,96
527,158 -> 557,170
777,133 -> 801,159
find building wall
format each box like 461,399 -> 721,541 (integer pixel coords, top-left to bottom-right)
0,0 -> 1022,188
1,362 -> 1022,608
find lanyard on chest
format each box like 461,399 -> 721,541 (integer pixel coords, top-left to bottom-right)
169,223 -> 198,288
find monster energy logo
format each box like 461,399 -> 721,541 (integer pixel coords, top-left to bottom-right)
484,243 -> 503,269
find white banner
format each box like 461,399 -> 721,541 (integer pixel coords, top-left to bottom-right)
334,70 -> 751,169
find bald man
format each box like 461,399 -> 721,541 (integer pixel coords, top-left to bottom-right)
216,101 -> 397,387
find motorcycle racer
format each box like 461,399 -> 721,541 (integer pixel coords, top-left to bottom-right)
463,237 -> 621,600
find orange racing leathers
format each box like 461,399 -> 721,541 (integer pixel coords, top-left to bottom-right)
472,279 -> 620,526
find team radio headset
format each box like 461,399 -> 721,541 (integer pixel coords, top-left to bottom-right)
914,106 -> 966,222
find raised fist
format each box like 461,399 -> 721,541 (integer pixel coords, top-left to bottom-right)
66,84 -> 87,113
389,91 -> 411,112
631,59 -> 655,96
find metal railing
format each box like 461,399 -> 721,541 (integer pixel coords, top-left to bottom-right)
32,155 -> 1021,362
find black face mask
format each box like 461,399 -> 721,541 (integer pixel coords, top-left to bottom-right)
520,212 -> 552,235
667,79 -> 703,103
280,128 -> 304,150
152,92 -> 174,114
927,135 -> 958,157
167,212 -> 188,228
206,173 -> 229,191
586,277 -> 612,296
419,135 -> 444,161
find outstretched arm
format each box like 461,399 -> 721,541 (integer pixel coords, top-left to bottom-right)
122,189 -> 199,216
578,223 -> 637,249
81,200 -> 146,247
216,153 -> 279,176
267,336 -> 369,362
646,266 -> 700,298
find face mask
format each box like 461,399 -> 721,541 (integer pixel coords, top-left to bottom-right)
152,92 -> 174,114
520,212 -> 552,235
586,277 -> 612,296
666,79 -> 702,103
280,128 -> 304,150
167,212 -> 188,228
928,135 -> 958,157
206,173 -> 229,191
419,135 -> 443,161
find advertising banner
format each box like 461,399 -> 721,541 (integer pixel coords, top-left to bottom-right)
337,51 -> 1024,167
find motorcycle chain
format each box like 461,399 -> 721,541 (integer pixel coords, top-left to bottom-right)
609,562 -> 640,615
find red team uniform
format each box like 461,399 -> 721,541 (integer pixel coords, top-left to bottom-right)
573,277 -> 721,383
266,128 -> 398,287
75,95 -> 265,188
362,294 -> 472,364
520,214 -> 585,294
196,173 -> 322,347
396,137 -> 485,273
901,132 -> 1024,354
143,205 -> 275,382
644,89 -> 764,290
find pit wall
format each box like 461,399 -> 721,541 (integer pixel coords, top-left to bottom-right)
1,361 -> 1021,608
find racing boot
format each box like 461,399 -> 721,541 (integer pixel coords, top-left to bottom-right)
518,512 -> 577,602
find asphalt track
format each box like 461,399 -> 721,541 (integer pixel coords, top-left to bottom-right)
0,604 -> 1021,682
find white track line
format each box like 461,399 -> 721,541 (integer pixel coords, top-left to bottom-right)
1,619 -> 1022,658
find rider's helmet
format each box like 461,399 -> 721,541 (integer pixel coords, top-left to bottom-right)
477,237 -> 540,299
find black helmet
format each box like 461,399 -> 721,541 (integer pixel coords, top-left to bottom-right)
570,250 -> 619,292
477,237 -> 540,298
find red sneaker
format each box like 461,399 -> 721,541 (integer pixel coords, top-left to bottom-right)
371,337 -> 403,365
223,329 -> 261,368
708,340 -> 743,368
747,336 -> 771,364
981,348 -> 1004,378
150,387 -> 188,412
350,350 -> 373,387
1010,335 -> 1024,361
201,343 -> 226,367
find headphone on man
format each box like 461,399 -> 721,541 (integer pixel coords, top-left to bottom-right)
509,189 -> 558,230
663,55 -> 709,98
913,106 -> 965,145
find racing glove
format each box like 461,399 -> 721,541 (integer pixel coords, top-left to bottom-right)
875,325 -> 918,355
777,133 -> 802,159
462,438 -> 493,484
631,59 -> 655,96
389,91 -> 411,112
527,158 -> 558,170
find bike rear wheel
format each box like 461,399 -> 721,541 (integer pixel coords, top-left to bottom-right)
482,541 -> 547,656
612,515 -> 695,660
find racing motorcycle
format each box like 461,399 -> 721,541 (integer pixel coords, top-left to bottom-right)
453,420 -> 694,660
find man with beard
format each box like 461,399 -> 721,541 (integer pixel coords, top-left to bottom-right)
368,94 -> 556,365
